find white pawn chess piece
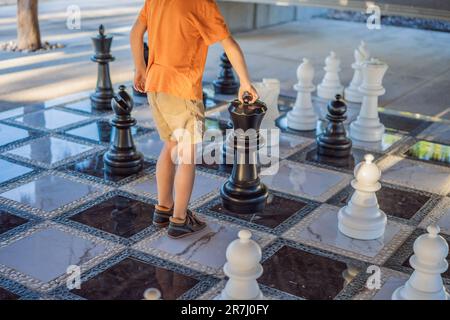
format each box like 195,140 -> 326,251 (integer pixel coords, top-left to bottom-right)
220,230 -> 264,300
338,154 -> 387,240
287,58 -> 318,131
143,288 -> 162,300
317,51 -> 344,100
392,225 -> 449,300
344,41 -> 370,103
253,78 -> 280,146
350,58 -> 388,142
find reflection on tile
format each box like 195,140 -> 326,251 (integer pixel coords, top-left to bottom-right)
61,99 -> 101,114
0,159 -> 34,184
379,113 -> 430,134
405,140 -> 450,165
417,122 -> 450,145
352,132 -> 403,152
15,109 -> 89,130
372,277 -> 406,300
143,220 -> 239,269
0,123 -> 34,147
261,161 -> 351,201
0,287 -> 19,300
277,134 -> 312,159
0,211 -> 28,235
327,185 -> 431,220
210,195 -> 307,229
129,173 -> 224,202
66,120 -> 146,143
379,156 -> 450,195
260,246 -> 347,299
0,175 -> 101,212
70,196 -> 154,238
0,104 -> 45,121
72,257 -> 198,300
66,153 -> 152,183
6,137 -> 93,165
297,206 -> 399,258
0,227 -> 106,283
134,132 -> 164,159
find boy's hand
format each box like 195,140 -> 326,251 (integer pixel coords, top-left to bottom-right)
238,83 -> 259,104
133,69 -> 146,93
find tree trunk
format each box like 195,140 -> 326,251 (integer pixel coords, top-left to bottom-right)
17,0 -> 41,51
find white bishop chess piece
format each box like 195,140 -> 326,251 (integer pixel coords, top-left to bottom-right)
287,58 -> 318,131
220,230 -> 264,300
317,51 -> 344,100
344,41 -> 370,103
350,58 -> 388,142
253,78 -> 281,146
392,225 -> 449,300
338,154 -> 387,240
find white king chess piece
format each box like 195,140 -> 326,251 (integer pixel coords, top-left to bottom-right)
220,230 -> 264,300
350,58 -> 388,142
253,78 -> 281,146
344,41 -> 370,103
287,58 -> 318,131
317,51 -> 344,100
392,225 -> 450,300
338,154 -> 387,240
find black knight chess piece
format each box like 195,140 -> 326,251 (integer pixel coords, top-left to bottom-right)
317,94 -> 353,166
213,52 -> 239,95
133,42 -> 149,98
220,93 -> 269,214
90,25 -> 115,111
104,85 -> 144,175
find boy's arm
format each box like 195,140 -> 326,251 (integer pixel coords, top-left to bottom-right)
130,19 -> 147,92
221,36 -> 258,103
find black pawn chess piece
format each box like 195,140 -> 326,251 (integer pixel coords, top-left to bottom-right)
104,85 -> 144,175
213,52 -> 239,95
90,25 -> 115,111
317,94 -> 353,165
133,42 -> 149,98
220,93 -> 269,214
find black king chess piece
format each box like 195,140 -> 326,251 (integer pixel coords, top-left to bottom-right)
90,25 -> 115,111
213,52 -> 239,95
104,85 -> 144,175
316,94 -> 353,167
133,42 -> 149,98
220,93 -> 269,214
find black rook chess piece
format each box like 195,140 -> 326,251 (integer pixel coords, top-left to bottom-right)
317,94 -> 352,159
213,52 -> 239,95
90,25 -> 115,111
103,85 -> 144,175
133,42 -> 149,98
220,93 -> 269,214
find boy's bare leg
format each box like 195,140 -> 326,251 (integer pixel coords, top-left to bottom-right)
156,141 -> 177,209
173,141 -> 196,220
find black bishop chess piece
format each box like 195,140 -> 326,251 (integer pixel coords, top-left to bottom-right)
220,93 -> 269,214
90,25 -> 115,111
133,42 -> 149,98
104,85 -> 144,175
213,52 -> 239,95
316,94 -> 354,167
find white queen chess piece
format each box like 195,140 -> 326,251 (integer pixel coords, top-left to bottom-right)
350,58 -> 388,142
344,41 -> 370,103
220,230 -> 264,300
338,154 -> 387,240
287,58 -> 318,131
317,51 -> 344,100
253,78 -> 281,146
392,225 -> 450,300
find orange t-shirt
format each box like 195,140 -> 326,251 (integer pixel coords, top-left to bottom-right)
138,0 -> 231,100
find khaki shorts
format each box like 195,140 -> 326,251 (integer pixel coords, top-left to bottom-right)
147,92 -> 205,144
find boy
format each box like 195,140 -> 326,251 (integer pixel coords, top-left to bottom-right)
130,0 -> 258,238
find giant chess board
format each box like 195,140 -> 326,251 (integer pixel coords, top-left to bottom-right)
0,83 -> 449,300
